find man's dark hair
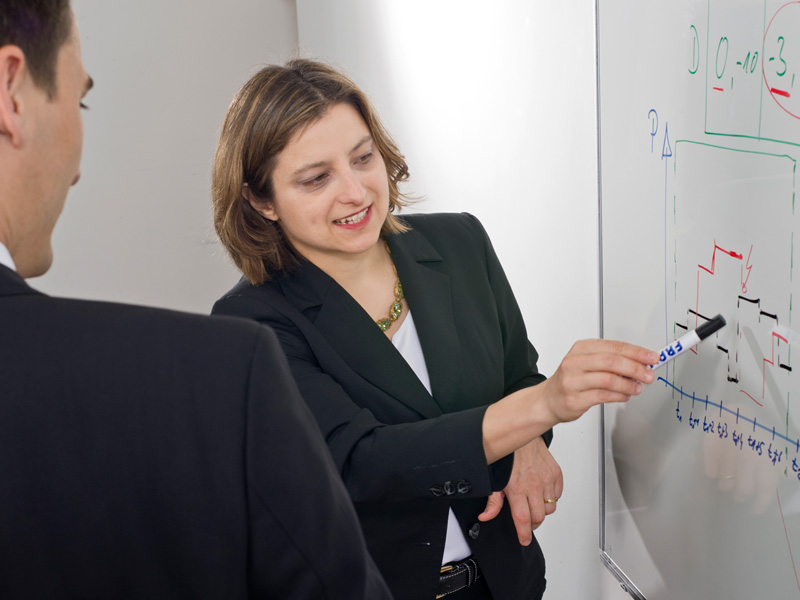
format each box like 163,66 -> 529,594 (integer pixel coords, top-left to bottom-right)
0,0 -> 72,97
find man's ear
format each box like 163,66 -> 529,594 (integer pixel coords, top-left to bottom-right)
242,183 -> 278,222
0,46 -> 28,147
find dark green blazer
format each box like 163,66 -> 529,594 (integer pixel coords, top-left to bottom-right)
214,212 -> 551,600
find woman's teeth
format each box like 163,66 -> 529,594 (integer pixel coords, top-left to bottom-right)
334,207 -> 368,225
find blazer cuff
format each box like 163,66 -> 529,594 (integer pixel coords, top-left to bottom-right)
488,453 -> 514,491
542,427 -> 554,448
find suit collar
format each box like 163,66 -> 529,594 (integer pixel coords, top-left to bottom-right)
276,258 -> 337,315
0,264 -> 39,298
276,225 -> 459,418
388,227 -> 462,412
275,224 -> 444,311
277,255 -> 441,419
275,223 -> 444,310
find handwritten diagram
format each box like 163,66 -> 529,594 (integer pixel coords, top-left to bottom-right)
660,140 -> 797,479
600,1 -> 800,598
644,0 -> 800,482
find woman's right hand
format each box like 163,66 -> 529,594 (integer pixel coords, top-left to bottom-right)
483,339 -> 658,465
540,339 -> 659,424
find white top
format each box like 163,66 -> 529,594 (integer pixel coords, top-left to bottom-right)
392,310 -> 473,565
0,241 -> 17,272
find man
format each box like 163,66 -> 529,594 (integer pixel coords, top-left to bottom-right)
0,1 -> 391,597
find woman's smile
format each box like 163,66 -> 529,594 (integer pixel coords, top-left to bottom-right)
334,206 -> 371,227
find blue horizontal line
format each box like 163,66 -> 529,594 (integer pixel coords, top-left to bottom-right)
657,377 -> 800,452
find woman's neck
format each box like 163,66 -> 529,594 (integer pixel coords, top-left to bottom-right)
311,239 -> 407,336
313,239 -> 388,291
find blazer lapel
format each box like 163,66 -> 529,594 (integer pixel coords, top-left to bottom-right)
388,229 -> 463,413
279,260 -> 443,419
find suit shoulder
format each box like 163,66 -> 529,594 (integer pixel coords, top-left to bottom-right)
396,212 -> 490,256
213,277 -> 289,322
399,211 -> 483,233
218,275 -> 260,298
28,295 -> 272,351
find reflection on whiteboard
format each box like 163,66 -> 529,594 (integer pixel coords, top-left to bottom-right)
599,1 -> 800,598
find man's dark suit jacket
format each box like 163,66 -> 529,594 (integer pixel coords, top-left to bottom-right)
213,213 -> 552,600
0,265 -> 390,599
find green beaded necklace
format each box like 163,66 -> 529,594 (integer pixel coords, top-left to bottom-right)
376,242 -> 404,332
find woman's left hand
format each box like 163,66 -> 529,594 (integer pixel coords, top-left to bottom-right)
477,436 -> 563,546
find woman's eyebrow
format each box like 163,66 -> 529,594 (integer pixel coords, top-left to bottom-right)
291,136 -> 374,177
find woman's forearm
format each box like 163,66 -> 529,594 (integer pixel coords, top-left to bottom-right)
482,339 -> 658,464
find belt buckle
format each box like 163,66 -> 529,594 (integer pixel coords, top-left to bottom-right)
436,564 -> 455,598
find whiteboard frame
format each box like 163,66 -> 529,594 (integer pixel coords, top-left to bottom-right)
595,0 -> 646,596
599,410 -> 646,600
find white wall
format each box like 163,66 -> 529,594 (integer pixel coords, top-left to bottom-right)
297,1 -> 628,598
37,0 -> 298,313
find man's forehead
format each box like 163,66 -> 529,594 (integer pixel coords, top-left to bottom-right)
58,14 -> 90,91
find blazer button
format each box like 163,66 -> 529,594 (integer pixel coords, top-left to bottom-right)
457,480 -> 472,494
469,523 -> 481,540
443,481 -> 456,496
430,485 -> 445,497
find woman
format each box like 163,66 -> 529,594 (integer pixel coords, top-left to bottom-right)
211,59 -> 657,600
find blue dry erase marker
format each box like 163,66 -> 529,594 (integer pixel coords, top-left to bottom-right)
649,314 -> 727,370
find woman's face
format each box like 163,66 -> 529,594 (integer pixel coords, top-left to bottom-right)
254,103 -> 390,268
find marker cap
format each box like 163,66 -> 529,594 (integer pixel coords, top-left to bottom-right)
695,314 -> 726,340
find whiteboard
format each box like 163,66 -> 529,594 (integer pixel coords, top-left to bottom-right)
598,1 -> 800,598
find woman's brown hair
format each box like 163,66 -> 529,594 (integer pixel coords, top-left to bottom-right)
212,58 -> 410,285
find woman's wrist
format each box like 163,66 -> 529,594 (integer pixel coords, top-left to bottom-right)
482,382 -> 558,465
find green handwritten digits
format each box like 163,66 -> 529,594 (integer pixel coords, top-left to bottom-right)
689,25 -> 700,74
776,36 -> 787,77
716,36 -> 729,79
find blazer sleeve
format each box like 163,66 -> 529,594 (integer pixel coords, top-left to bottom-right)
466,213 -> 553,448
214,292 -> 509,503
243,326 -> 392,599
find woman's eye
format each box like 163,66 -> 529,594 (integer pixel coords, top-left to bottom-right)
302,173 -> 328,187
355,152 -> 373,165
80,102 -> 90,110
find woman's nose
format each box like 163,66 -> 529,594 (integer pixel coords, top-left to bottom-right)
337,168 -> 366,203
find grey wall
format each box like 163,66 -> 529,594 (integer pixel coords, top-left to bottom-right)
297,1 -> 629,598
38,0 -> 298,314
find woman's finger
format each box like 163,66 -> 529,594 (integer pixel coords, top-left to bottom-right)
477,491 -> 505,522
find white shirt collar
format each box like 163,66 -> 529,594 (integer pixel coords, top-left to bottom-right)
0,241 -> 18,272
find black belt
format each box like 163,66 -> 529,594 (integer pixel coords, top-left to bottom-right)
437,556 -> 481,598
